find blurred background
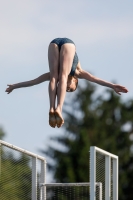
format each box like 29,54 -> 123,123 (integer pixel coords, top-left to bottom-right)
0,1 -> 133,198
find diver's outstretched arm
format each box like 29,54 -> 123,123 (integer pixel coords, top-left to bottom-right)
76,69 -> 128,95
5,72 -> 50,94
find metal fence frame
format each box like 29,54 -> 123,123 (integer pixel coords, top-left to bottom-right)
39,182 -> 102,200
90,146 -> 118,200
0,140 -> 47,200
0,141 -> 118,200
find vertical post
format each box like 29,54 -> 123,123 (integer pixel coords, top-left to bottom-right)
90,147 -> 96,200
32,157 -> 37,200
113,158 -> 118,200
105,156 -> 111,200
0,143 -> 1,180
40,160 -> 46,200
99,183 -> 102,200
40,185 -> 42,200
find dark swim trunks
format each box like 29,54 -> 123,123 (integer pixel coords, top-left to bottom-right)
50,38 -> 79,76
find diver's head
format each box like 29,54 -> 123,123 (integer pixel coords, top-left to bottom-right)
66,75 -> 78,92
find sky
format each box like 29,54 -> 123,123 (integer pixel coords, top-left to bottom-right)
0,0 -> 133,181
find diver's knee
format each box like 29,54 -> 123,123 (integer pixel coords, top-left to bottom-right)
50,74 -> 59,83
58,74 -> 67,83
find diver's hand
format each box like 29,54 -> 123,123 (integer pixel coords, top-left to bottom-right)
5,84 -> 14,94
113,84 -> 128,95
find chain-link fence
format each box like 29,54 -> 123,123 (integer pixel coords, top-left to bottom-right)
0,140 -> 118,200
0,140 -> 46,200
90,146 -> 118,200
40,183 -> 102,200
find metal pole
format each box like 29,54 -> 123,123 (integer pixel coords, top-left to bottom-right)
90,147 -> 96,200
32,157 -> 37,200
105,155 -> 111,200
113,158 -> 118,200
99,183 -> 102,200
40,160 -> 46,200
40,185 -> 42,200
0,144 -> 1,180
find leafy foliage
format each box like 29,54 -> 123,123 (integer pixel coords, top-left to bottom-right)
43,82 -> 133,200
0,127 -> 5,140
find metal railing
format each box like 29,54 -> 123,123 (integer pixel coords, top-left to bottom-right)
90,146 -> 118,200
0,140 -> 47,200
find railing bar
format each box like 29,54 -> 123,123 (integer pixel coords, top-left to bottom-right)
94,146 -> 118,159
0,140 -> 46,161
40,182 -> 102,187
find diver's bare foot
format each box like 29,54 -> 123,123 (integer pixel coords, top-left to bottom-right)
49,111 -> 56,128
55,109 -> 64,128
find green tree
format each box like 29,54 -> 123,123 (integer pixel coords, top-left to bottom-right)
43,82 -> 133,200
0,127 -> 5,140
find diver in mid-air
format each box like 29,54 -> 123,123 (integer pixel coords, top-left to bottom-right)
5,38 -> 128,128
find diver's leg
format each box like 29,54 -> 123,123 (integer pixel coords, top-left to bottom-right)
48,43 -> 59,127
55,43 -> 75,127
